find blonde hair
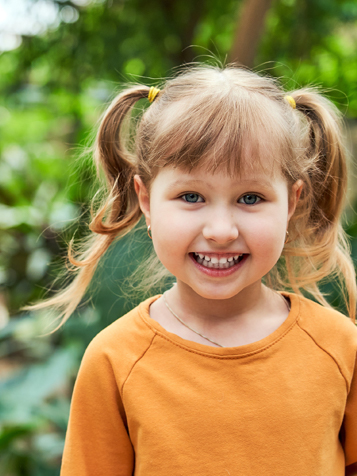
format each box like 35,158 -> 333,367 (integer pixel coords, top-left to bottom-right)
23,63 -> 357,329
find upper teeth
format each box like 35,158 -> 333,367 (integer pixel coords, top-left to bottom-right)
194,253 -> 242,263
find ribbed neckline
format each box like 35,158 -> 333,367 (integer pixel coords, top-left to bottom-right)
138,292 -> 301,358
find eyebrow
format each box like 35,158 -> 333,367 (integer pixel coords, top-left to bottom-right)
169,177 -> 275,188
238,178 -> 274,187
170,179 -> 207,187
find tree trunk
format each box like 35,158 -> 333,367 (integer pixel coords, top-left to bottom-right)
229,0 -> 273,68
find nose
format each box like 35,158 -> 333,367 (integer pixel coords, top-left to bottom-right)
202,208 -> 239,244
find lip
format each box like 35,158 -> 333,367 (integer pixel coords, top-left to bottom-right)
193,252 -> 245,259
189,252 -> 248,277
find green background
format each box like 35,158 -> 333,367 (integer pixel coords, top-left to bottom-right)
1,0 -> 357,473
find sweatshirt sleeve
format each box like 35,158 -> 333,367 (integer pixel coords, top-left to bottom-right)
341,350 -> 357,472
60,339 -> 134,476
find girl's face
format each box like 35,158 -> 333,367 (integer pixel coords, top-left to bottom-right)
134,163 -> 302,301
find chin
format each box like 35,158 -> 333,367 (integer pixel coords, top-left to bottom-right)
189,284 -> 246,301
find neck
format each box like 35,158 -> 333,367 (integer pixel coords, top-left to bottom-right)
166,280 -> 273,327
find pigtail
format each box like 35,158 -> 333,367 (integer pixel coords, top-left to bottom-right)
22,86 -> 150,332
283,89 -> 357,321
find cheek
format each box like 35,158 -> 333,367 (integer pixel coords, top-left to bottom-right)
150,209 -> 198,264
247,214 -> 287,255
153,212 -> 194,240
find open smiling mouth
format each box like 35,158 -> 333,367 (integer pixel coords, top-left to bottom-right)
190,252 -> 246,269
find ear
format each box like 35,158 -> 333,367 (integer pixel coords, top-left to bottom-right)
134,175 -> 151,223
288,179 -> 303,220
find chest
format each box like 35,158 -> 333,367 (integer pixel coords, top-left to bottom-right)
122,341 -> 347,449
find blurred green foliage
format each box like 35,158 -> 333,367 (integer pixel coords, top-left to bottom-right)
1,0 -> 357,473
259,0 -> 357,113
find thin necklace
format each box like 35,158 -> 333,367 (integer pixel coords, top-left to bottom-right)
162,292 -> 223,347
162,292 -> 290,348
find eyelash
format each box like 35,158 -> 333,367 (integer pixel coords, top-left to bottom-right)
180,193 -> 263,205
181,193 -> 204,203
238,194 -> 262,205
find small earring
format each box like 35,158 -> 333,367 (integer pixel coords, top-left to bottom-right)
284,230 -> 290,244
147,225 -> 152,240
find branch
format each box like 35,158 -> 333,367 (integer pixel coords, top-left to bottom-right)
229,0 -> 273,68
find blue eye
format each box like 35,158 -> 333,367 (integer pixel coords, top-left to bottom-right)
182,193 -> 203,203
239,194 -> 261,205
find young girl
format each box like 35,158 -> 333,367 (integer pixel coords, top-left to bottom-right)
27,64 -> 357,475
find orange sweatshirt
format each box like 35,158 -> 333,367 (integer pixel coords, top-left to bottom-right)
60,293 -> 357,476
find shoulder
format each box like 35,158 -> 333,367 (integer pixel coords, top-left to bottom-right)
293,293 -> 357,341
290,293 -> 357,386
79,295 -> 160,385
90,295 -> 159,349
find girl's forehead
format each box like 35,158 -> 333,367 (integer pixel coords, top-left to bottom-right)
154,160 -> 285,187
180,151 -> 283,179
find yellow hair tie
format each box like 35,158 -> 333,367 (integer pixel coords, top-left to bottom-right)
148,86 -> 160,103
284,95 -> 296,109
